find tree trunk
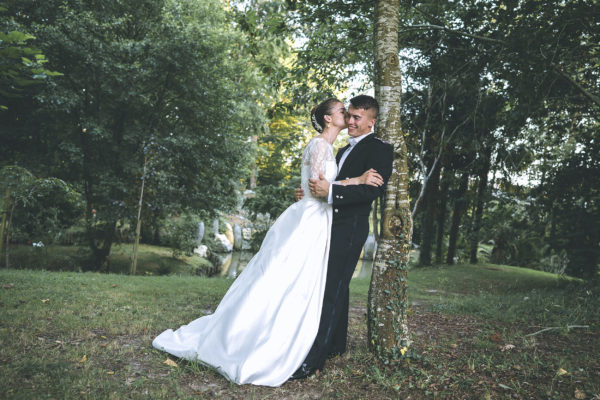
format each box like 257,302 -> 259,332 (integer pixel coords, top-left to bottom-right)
368,0 -> 413,363
131,154 -> 148,275
446,172 -> 469,265
469,148 -> 491,264
4,200 -> 16,269
0,188 -> 10,267
418,162 -> 441,266
86,217 -> 116,272
249,135 -> 258,189
435,168 -> 451,263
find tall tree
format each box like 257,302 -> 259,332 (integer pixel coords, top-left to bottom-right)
1,0 -> 267,270
367,0 -> 413,363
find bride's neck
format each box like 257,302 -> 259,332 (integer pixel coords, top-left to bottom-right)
319,128 -> 339,145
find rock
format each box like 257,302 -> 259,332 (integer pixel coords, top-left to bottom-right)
233,224 -> 243,250
196,222 -> 205,246
213,218 -> 220,236
362,234 -> 377,259
213,233 -> 233,253
193,245 -> 208,258
224,222 -> 234,246
242,227 -> 253,240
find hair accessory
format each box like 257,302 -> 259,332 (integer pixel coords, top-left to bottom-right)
311,113 -> 323,132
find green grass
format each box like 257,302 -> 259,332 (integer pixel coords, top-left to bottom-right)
405,263 -> 596,326
0,264 -> 598,399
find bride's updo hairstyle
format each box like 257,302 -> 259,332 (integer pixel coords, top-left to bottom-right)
310,98 -> 341,133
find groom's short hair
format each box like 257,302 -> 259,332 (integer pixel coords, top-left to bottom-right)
350,95 -> 379,118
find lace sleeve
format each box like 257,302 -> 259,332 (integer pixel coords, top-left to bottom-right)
303,138 -> 332,180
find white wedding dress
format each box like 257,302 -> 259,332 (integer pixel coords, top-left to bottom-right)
152,137 -> 337,387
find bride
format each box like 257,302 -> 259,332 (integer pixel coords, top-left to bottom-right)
152,98 -> 382,387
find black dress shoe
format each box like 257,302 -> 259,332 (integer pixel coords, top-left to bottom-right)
289,363 -> 315,380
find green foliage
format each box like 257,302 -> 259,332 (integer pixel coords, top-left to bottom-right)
396,0 -> 599,277
0,14 -> 62,110
244,176 -> 299,219
287,0 -> 374,96
160,213 -> 202,257
1,0 -> 270,269
0,165 -> 81,246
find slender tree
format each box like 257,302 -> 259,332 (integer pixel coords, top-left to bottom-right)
446,172 -> 470,264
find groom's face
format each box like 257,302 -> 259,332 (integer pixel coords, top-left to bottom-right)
346,106 -> 376,137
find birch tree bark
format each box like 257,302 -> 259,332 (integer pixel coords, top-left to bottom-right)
367,0 -> 413,363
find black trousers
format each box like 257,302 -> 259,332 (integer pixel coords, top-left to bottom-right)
302,214 -> 370,371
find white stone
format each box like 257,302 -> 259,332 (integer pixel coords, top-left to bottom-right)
193,245 -> 208,258
214,233 -> 233,253
224,222 -> 234,245
242,227 -> 253,240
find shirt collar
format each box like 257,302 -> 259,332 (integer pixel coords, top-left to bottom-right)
348,132 -> 372,147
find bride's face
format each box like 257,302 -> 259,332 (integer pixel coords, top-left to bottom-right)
326,102 -> 348,130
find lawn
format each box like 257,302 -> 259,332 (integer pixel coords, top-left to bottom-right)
5,243 -> 215,276
0,264 -> 598,399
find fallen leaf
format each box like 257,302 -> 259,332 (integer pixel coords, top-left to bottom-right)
513,365 -> 522,370
106,371 -> 115,375
556,368 -> 568,376
2,283 -> 14,289
500,344 -> 516,352
79,354 -> 87,363
450,343 -> 458,348
574,388 -> 586,399
41,299 -> 50,303
163,358 -> 178,368
100,343 -> 108,348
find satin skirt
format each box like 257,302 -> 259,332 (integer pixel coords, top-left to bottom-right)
152,198 -> 332,387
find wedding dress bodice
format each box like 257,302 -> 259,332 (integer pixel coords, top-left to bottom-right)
300,137 -> 337,201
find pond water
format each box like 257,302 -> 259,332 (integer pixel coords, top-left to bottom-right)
217,251 -> 374,279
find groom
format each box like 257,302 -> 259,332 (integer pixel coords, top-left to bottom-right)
291,95 -> 394,379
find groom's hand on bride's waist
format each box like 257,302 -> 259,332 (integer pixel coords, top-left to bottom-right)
294,186 -> 304,201
309,174 -> 330,197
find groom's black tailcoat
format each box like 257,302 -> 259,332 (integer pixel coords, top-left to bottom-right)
303,133 -> 393,371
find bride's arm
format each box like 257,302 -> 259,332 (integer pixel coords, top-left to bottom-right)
305,139 -> 333,199
337,168 -> 383,187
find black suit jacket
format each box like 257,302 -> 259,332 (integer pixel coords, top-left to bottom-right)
331,134 -> 393,218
